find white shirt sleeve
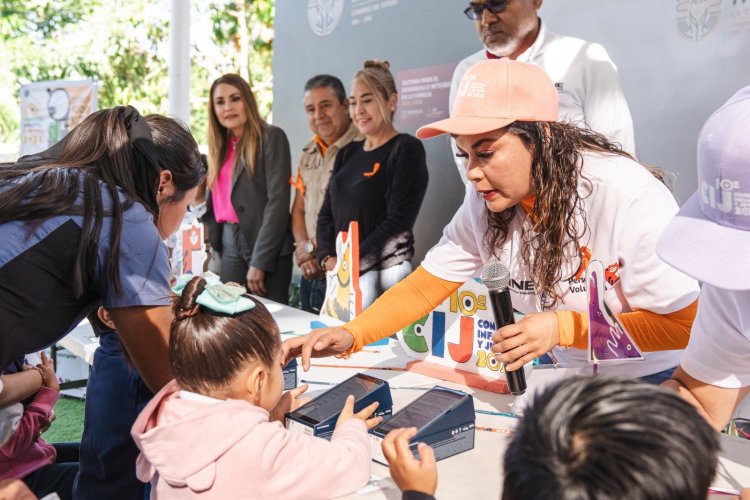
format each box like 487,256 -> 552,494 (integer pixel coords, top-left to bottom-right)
681,286 -> 750,389
0,403 -> 23,447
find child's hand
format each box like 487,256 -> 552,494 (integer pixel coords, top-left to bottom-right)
269,384 -> 310,422
336,395 -> 382,430
37,351 -> 59,392
39,409 -> 56,434
381,427 -> 437,496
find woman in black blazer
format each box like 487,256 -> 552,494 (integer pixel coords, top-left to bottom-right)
203,74 -> 293,304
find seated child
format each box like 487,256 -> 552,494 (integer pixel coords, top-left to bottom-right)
131,276 -> 380,499
0,352 -> 79,500
383,376 -> 723,500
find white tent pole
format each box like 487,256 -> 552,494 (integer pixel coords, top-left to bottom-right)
168,0 -> 190,124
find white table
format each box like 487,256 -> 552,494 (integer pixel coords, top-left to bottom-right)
57,298 -> 750,497
57,318 -> 99,366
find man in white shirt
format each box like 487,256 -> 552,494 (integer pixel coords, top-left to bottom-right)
451,1 -> 635,181
658,86 -> 750,431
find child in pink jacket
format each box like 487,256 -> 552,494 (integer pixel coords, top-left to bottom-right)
131,276 -> 380,499
0,352 -> 78,500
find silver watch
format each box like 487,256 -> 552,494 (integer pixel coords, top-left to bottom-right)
304,241 -> 315,254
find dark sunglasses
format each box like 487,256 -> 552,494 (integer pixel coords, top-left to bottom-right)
464,0 -> 508,20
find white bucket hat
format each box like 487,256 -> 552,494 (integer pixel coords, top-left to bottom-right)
657,86 -> 750,290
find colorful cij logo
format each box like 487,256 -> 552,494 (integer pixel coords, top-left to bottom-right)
402,288 -> 505,371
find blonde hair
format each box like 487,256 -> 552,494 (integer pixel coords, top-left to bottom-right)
207,74 -> 265,188
354,60 -> 397,124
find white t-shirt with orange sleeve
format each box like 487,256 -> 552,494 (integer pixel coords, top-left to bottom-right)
422,152 -> 699,377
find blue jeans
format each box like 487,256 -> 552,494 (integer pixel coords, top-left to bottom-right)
23,443 -> 78,500
299,276 -> 325,313
359,260 -> 413,309
74,331 -> 153,500
639,366 -> 677,385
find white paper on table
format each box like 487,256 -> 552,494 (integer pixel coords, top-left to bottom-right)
712,433 -> 750,492
356,475 -> 395,495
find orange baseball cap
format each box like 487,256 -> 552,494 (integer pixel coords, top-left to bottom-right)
416,59 -> 558,139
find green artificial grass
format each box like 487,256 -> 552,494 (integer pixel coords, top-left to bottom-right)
44,396 -> 85,443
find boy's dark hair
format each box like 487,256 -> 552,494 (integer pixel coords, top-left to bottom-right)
502,375 -> 719,500
304,74 -> 347,103
169,276 -> 281,393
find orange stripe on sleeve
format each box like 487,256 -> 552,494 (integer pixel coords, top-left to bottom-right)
342,266 -> 462,353
555,299 -> 698,352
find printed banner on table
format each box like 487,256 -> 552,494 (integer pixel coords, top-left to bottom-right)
397,278 -> 508,379
20,79 -> 98,156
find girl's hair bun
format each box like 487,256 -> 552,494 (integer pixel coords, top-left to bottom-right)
174,276 -> 206,320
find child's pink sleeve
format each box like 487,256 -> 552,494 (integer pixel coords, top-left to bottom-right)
0,387 -> 58,459
257,419 -> 371,499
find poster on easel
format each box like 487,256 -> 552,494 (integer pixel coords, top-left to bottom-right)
170,216 -> 207,278
19,79 -> 98,156
320,221 -> 362,322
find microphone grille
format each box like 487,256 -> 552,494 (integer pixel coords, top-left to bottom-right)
481,262 -> 510,291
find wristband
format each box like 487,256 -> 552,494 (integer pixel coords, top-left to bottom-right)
31,365 -> 46,387
320,255 -> 334,268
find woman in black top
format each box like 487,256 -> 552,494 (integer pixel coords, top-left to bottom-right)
316,60 -> 429,309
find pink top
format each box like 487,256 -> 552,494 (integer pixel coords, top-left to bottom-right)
132,380 -> 372,499
211,136 -> 240,223
0,387 -> 58,480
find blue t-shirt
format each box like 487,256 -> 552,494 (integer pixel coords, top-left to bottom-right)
0,172 -> 171,368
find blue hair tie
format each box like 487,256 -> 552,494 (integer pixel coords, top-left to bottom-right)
173,273 -> 256,315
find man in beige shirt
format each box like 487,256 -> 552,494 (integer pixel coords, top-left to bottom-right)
292,75 -> 361,312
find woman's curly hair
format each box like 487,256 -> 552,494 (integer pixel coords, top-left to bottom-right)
483,122 -> 667,309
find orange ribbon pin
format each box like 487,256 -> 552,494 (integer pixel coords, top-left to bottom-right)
363,162 -> 380,177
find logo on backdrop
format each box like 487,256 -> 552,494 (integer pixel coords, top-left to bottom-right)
676,0 -> 722,41
307,0 -> 345,36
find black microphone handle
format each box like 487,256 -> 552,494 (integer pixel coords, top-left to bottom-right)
487,288 -> 527,396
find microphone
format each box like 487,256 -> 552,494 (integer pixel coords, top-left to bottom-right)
481,262 -> 526,396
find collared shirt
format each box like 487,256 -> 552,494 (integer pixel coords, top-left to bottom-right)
449,20 -> 636,182
297,122 -> 361,239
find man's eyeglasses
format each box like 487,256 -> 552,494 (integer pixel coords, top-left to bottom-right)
464,0 -> 508,20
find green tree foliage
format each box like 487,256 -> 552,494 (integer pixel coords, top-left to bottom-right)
0,0 -> 95,39
0,0 -> 275,149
